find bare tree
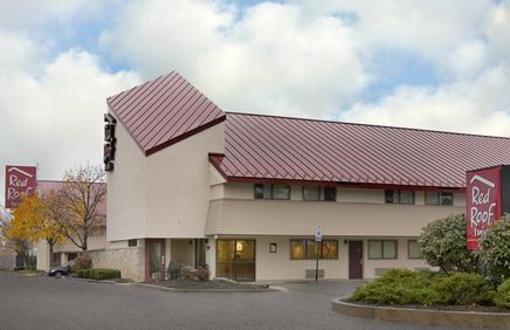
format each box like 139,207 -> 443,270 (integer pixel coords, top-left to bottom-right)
56,164 -> 107,251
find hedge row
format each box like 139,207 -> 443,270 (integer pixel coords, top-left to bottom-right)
76,268 -> 121,280
349,269 -> 497,306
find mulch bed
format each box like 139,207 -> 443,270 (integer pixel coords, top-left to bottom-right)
147,279 -> 269,290
347,300 -> 510,313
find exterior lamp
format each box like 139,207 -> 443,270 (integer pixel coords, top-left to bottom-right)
236,241 -> 244,252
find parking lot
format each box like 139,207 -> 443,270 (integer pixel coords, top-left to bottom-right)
0,272 -> 465,329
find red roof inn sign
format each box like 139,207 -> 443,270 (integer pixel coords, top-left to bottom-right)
466,165 -> 510,250
4,165 -> 37,209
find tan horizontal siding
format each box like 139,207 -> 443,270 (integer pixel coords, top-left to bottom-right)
206,199 -> 463,236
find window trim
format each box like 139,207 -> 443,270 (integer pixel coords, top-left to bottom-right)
367,240 -> 398,260
407,239 -> 422,259
289,239 -> 339,260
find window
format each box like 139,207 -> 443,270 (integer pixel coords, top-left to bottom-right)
408,240 -> 422,259
324,187 -> 337,201
425,192 -> 453,206
254,184 -> 290,200
368,240 -> 397,259
385,190 -> 415,204
303,186 -> 320,200
128,239 -> 138,247
272,184 -> 290,200
67,253 -> 78,262
290,239 -> 338,260
303,186 -> 337,201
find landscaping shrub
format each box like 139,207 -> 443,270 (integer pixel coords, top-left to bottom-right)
479,216 -> 510,285
76,268 -> 90,278
181,265 -> 209,281
87,268 -> 121,280
431,272 -> 495,305
494,278 -> 510,308
349,270 -> 498,307
71,254 -> 92,272
349,269 -> 441,305
419,214 -> 478,273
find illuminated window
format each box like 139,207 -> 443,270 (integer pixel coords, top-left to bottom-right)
290,239 -> 338,260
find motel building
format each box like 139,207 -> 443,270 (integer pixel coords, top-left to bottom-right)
103,71 -> 510,282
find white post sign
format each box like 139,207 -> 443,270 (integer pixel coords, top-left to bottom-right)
314,225 -> 323,281
315,225 -> 323,242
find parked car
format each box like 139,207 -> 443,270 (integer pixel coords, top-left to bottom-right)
48,265 -> 70,277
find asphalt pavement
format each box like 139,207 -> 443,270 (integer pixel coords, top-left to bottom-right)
0,272 -> 466,330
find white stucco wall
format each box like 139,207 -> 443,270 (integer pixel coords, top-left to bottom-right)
107,113 -> 225,241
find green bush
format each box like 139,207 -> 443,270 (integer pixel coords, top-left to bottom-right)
419,214 -> 478,273
479,216 -> 510,285
88,268 -> 121,280
349,269 -> 496,306
431,272 -> 495,305
494,278 -> 510,308
76,268 -> 90,278
349,269 -> 441,305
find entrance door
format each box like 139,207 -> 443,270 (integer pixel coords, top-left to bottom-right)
216,239 -> 255,281
145,239 -> 166,281
349,240 -> 363,279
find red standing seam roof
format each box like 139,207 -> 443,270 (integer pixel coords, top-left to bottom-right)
107,71 -> 226,156
210,113 -> 510,189
107,71 -> 510,189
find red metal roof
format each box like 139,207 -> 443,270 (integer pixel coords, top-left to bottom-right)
210,113 -> 510,188
107,71 -> 226,156
108,72 -> 510,189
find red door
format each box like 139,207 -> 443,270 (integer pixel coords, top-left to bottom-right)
349,240 -> 363,279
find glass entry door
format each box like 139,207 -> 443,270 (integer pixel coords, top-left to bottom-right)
145,239 -> 166,281
216,239 -> 255,281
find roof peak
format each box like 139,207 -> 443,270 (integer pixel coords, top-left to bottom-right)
225,111 -> 510,140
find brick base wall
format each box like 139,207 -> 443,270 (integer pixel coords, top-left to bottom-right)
87,247 -> 145,282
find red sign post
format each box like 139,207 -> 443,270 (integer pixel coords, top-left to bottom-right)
466,166 -> 509,250
4,165 -> 37,209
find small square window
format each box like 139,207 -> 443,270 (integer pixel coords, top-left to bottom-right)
272,184 -> 290,200
128,239 -> 137,247
290,240 -> 306,259
385,190 -> 396,203
323,187 -> 336,201
303,186 -> 320,200
399,191 -> 415,204
440,192 -> 453,206
408,240 -> 422,259
425,192 -> 440,205
254,184 -> 271,199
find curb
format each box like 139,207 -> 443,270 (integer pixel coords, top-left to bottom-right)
331,296 -> 510,329
132,282 -> 282,293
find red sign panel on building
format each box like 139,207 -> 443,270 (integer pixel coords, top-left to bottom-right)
4,165 -> 37,209
466,166 -> 503,250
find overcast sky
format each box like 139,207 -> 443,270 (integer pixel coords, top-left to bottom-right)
1,0 -> 510,205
